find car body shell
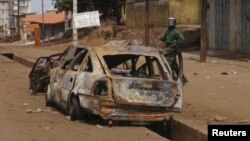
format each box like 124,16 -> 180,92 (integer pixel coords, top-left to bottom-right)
39,45 -> 182,122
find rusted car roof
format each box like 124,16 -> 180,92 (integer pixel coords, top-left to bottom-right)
93,45 -> 159,53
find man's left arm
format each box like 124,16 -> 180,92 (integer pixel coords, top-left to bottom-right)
175,30 -> 185,45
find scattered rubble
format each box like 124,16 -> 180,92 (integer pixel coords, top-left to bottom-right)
235,120 -> 249,124
96,124 -> 104,128
104,40 -> 143,47
43,109 -> 52,112
206,76 -> 211,79
25,108 -> 52,113
221,71 -> 237,75
45,126 -> 52,130
22,102 -> 29,106
210,60 -> 217,63
193,72 -> 198,75
221,72 -> 229,75
0,35 -> 20,43
214,115 -> 227,122
25,109 -> 33,113
65,116 -> 70,120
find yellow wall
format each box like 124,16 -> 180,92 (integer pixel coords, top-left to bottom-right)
126,0 -> 201,30
169,0 -> 201,24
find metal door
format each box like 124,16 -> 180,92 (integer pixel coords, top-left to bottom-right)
242,0 -> 250,54
215,0 -> 230,51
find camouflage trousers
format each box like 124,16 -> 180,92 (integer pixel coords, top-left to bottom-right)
164,49 -> 179,74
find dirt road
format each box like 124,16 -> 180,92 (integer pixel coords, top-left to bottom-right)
178,51 -> 250,124
1,41 -> 250,140
0,55 -> 167,141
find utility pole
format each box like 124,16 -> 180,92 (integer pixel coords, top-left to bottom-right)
73,0 -> 78,46
64,11 -> 69,31
3,2 -> 5,32
42,0 -> 45,39
200,0 -> 208,62
144,0 -> 149,46
17,0 -> 20,37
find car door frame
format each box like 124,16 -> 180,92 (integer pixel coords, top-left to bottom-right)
59,50 -> 89,109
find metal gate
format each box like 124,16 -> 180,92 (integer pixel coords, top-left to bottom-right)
242,0 -> 250,54
215,0 -> 230,51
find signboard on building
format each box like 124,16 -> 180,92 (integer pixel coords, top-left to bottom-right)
23,24 -> 39,32
74,11 -> 100,28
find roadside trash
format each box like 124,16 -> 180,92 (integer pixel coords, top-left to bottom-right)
25,109 -> 33,113
214,115 -> 227,122
25,108 -> 43,113
45,127 -> 52,130
206,76 -> 211,79
236,120 -> 249,123
211,60 -> 217,63
96,124 -> 104,128
230,71 -> 237,75
44,109 -> 52,112
34,108 -> 42,113
193,72 -> 198,75
221,72 -> 229,75
220,86 -> 226,89
65,116 -> 70,120
22,103 -> 29,106
221,71 -> 237,75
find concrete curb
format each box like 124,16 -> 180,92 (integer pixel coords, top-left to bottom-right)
172,118 -> 207,141
13,54 -> 34,68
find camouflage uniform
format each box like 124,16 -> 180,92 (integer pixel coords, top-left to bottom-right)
160,28 -> 185,75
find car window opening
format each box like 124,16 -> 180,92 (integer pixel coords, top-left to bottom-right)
71,52 -> 87,71
103,55 -> 163,79
85,57 -> 93,72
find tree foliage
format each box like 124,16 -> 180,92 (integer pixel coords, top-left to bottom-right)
54,0 -> 73,12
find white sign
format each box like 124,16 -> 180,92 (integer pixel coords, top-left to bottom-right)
74,11 -> 100,28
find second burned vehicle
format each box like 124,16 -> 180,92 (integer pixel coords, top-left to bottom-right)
40,45 -> 183,123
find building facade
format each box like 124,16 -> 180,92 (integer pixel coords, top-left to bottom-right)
207,0 -> 250,54
12,0 -> 31,15
12,0 -> 31,29
126,0 -> 201,30
0,0 -> 12,33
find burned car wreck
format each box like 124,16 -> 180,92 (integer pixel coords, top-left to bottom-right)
31,45 -> 183,123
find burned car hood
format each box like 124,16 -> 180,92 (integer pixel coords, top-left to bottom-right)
111,77 -> 177,108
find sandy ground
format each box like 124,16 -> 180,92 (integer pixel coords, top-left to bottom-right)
0,55 -> 168,141
1,40 -> 250,139
179,51 -> 250,124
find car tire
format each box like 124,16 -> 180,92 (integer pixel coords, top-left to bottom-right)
45,84 -> 52,106
69,97 -> 81,121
